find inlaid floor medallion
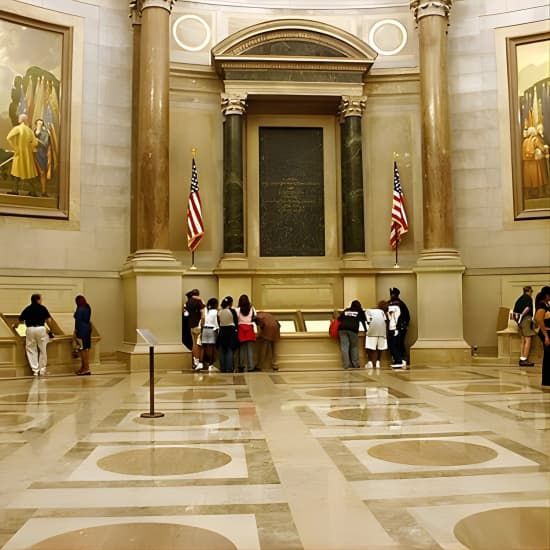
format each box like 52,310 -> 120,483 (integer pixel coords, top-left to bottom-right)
133,412 -> 229,427
327,407 -> 421,422
367,440 -> 498,466
0,392 -> 77,404
28,523 -> 237,550
0,413 -> 34,426
158,390 -> 227,401
96,447 -> 232,476
459,383 -> 523,393
454,507 -> 550,550
509,401 -> 550,414
306,388 -> 372,398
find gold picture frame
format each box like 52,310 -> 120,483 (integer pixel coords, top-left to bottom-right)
0,12 -> 72,219
507,32 -> 550,220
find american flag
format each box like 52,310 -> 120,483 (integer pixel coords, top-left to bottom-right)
390,161 -> 408,249
187,158 -> 204,251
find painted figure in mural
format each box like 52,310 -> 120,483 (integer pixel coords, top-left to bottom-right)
536,123 -> 550,194
33,118 -> 51,197
522,126 -> 549,198
6,114 -> 38,196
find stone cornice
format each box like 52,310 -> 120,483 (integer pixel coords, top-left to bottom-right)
339,96 -> 366,118
410,0 -> 453,23
221,94 -> 248,116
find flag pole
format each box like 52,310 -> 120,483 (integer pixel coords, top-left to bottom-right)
189,147 -> 198,271
393,152 -> 400,269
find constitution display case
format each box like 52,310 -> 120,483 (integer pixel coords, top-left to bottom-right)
0,312 -> 101,377
259,309 -> 366,370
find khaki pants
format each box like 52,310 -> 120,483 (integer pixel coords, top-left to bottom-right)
25,326 -> 48,374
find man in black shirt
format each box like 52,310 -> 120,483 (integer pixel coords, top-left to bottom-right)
389,288 -> 410,367
513,286 -> 535,367
18,294 -> 52,376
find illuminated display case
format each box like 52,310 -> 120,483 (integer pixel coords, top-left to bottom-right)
0,312 -> 101,377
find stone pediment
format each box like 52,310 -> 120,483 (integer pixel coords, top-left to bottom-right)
212,19 -> 377,80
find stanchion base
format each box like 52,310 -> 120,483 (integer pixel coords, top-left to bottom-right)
140,412 -> 165,418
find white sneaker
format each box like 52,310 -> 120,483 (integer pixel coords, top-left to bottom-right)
391,363 -> 402,369
401,360 -> 408,370
39,368 -> 47,376
33,371 -> 39,377
365,361 -> 373,369
375,361 -> 381,369
194,362 -> 204,371
208,365 -> 219,373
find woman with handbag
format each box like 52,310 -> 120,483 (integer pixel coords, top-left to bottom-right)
217,296 -> 239,373
236,294 -> 257,372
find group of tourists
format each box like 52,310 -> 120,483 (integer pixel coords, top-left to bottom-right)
182,289 -> 280,373
17,293 -> 93,377
336,287 -> 410,371
513,285 -> 550,387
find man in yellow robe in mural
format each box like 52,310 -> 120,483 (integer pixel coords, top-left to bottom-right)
6,114 -> 38,196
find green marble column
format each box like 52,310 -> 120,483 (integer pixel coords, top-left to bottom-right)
340,96 -> 366,254
222,95 -> 247,254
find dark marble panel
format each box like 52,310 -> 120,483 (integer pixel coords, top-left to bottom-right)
259,127 -> 325,257
224,70 -> 363,83
247,40 -> 342,57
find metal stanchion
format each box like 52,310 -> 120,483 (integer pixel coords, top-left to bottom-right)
136,330 -> 164,419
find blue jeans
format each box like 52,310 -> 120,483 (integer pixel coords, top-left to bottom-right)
239,341 -> 255,371
219,347 -> 234,373
339,330 -> 359,369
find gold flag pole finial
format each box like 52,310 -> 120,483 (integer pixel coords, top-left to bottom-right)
191,147 -> 197,158
393,151 -> 399,160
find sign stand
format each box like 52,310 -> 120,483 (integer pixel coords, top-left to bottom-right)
136,329 -> 164,419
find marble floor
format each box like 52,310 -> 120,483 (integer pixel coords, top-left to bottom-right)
0,364 -> 549,549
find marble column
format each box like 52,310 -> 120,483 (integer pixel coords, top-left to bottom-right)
410,0 -> 469,364
339,96 -> 366,255
121,0 -> 186,371
222,94 -> 247,255
412,0 -> 458,262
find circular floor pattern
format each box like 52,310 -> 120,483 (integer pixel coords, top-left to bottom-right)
0,413 -> 34,426
368,439 -> 498,466
306,388 -> 372,398
0,392 -> 77,404
158,390 -> 227,401
97,446 -> 232,476
459,383 -> 523,393
29,522 -> 237,550
454,507 -> 550,550
509,401 -> 550,414
327,407 -> 420,422
157,375 -> 232,386
133,412 -> 229,427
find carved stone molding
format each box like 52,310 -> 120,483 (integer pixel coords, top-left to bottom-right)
221,94 -> 248,116
129,0 -> 175,19
410,0 -> 453,23
339,96 -> 366,119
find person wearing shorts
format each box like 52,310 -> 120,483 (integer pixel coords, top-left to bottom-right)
513,286 -> 535,367
364,301 -> 388,370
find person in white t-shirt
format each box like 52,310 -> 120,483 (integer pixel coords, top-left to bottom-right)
364,301 -> 388,370
200,298 -> 219,372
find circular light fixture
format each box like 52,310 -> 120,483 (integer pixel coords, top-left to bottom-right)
368,19 -> 408,56
172,15 -> 211,52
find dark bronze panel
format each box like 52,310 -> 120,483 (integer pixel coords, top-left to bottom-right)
259,127 -> 325,257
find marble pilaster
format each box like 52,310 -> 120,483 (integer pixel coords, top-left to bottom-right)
222,94 -> 247,256
339,96 -> 366,256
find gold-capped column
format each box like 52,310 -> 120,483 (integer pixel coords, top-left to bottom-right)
410,0 -> 470,364
121,0 -> 186,371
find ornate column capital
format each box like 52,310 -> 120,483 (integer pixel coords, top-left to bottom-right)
221,94 -> 248,116
338,96 -> 367,120
410,0 -> 452,23
129,0 -> 175,19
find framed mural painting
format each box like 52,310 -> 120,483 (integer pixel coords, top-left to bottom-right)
0,12 -> 72,219
507,32 -> 550,220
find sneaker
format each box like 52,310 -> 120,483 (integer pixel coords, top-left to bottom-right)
194,362 -> 204,371
39,368 -> 47,376
519,359 -> 534,367
33,371 -> 39,377
208,365 -> 219,373
390,363 -> 402,369
401,360 -> 408,370
375,361 -> 381,369
365,361 -> 373,370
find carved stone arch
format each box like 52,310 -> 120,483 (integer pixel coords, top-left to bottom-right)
212,19 -> 377,82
